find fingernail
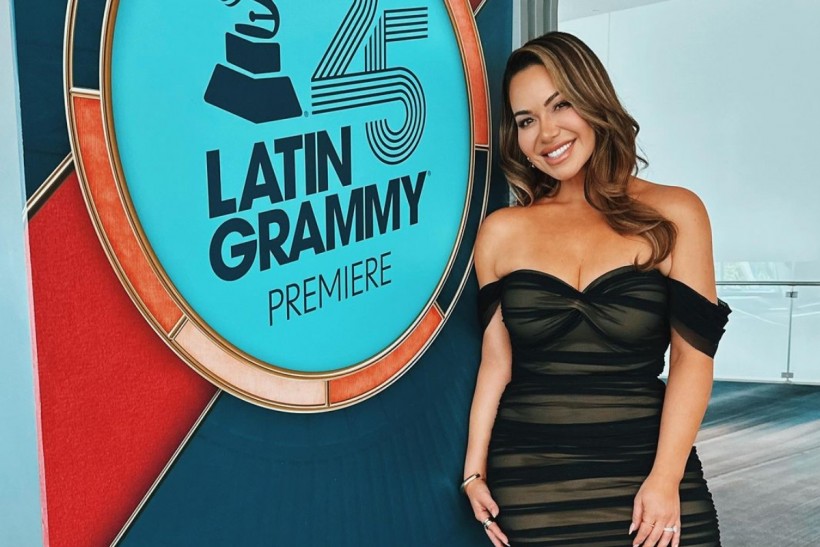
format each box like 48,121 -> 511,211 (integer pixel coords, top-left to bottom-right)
628,523 -> 635,534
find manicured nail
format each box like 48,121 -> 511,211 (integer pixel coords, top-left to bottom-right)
628,523 -> 635,534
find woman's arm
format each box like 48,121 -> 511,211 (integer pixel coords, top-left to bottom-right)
632,187 -> 718,547
463,309 -> 512,481
463,212 -> 513,547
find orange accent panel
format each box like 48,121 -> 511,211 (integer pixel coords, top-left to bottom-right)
328,308 -> 444,403
73,94 -> 182,333
450,0 -> 489,146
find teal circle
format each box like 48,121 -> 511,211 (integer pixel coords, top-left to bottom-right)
111,0 -> 471,372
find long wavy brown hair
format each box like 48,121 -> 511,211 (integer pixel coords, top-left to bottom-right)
500,31 -> 675,270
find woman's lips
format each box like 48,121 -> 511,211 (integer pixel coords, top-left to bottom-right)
541,140 -> 574,165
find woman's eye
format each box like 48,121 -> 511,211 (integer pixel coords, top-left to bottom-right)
554,101 -> 571,111
516,118 -> 533,128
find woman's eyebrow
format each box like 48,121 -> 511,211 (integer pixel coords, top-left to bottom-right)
543,90 -> 560,107
513,91 -> 560,117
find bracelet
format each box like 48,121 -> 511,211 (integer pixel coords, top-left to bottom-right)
460,473 -> 482,492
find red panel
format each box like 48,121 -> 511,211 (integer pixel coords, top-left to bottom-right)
470,0 -> 483,12
29,172 -> 217,547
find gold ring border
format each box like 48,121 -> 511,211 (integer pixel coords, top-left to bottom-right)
66,0 -> 490,411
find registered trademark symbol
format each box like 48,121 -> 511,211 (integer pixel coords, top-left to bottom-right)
303,111 -> 309,117
427,170 -> 431,176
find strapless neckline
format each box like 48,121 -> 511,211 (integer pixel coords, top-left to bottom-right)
498,265 -> 663,295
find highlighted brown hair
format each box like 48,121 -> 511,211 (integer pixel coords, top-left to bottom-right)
500,31 -> 675,270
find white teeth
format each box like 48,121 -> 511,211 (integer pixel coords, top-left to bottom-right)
546,142 -> 571,158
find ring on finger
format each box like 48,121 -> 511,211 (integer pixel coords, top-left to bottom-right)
481,516 -> 494,529
663,525 -> 678,533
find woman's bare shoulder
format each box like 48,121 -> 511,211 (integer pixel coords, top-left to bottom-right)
474,206 -> 527,285
631,177 -> 708,223
478,205 -> 527,236
633,178 -> 716,296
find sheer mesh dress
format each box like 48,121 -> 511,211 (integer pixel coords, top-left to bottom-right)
478,266 -> 730,546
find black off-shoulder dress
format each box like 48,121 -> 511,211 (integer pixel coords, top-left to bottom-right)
478,266 -> 730,546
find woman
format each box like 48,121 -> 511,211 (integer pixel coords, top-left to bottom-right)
461,32 -> 730,547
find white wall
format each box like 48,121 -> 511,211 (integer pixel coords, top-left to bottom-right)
0,0 -> 44,544
561,0 -> 820,282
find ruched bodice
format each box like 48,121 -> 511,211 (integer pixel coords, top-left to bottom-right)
496,267 -> 670,380
477,266 -> 730,546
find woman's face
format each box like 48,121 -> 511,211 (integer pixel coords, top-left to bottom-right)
509,64 -> 595,186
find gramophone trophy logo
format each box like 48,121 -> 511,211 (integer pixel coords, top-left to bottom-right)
68,0 -> 490,411
204,0 -> 302,124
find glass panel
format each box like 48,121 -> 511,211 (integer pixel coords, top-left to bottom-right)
715,285 -> 791,382
788,285 -> 820,384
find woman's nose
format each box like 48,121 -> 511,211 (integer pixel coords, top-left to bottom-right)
540,117 -> 560,141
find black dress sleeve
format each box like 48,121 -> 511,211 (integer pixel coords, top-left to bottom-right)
668,277 -> 731,358
477,280 -> 503,331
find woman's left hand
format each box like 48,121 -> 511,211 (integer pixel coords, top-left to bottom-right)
629,473 -> 682,547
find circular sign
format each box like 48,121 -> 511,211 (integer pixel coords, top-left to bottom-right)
68,0 -> 490,410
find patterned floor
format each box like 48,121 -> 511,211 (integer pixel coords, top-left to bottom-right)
697,381 -> 820,546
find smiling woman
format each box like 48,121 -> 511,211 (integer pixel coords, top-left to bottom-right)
460,32 -> 729,547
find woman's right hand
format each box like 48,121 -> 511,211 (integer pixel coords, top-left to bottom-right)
464,479 -> 510,547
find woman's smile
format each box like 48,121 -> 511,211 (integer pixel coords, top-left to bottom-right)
541,139 -> 575,164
